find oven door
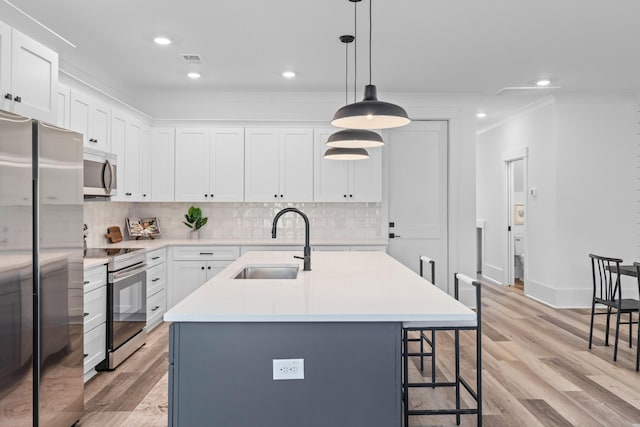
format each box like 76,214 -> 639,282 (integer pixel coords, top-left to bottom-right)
108,263 -> 146,350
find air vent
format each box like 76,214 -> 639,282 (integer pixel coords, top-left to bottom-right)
494,86 -> 561,96
181,54 -> 204,64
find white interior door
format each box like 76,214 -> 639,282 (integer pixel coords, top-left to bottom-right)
388,121 -> 448,291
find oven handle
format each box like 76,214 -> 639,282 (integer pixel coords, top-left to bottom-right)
111,263 -> 147,283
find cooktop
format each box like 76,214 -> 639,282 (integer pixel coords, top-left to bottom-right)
83,247 -> 145,258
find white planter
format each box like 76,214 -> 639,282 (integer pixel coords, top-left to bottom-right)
190,230 -> 200,240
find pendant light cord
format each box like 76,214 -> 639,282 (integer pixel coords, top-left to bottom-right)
354,0 -> 357,103
345,39 -> 348,105
369,0 -> 372,85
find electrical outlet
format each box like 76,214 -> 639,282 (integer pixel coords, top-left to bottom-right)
272,358 -> 304,380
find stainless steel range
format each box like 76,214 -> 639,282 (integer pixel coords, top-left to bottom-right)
84,247 -> 147,370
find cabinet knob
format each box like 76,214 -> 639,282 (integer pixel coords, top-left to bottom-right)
274,194 -> 278,198
207,266 -> 211,270
4,93 -> 12,100
204,194 -> 208,198
125,192 -> 132,196
280,194 -> 284,198
83,353 -> 88,359
349,194 -> 353,198
210,194 -> 214,198
343,194 -> 347,198
14,96 -> 21,103
83,312 -> 89,317
143,194 -> 147,197
201,266 -> 205,270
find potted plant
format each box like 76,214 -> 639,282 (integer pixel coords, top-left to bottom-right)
183,205 -> 208,239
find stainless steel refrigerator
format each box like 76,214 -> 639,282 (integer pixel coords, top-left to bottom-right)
0,110 -> 84,426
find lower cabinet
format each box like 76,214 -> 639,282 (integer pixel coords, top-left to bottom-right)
146,248 -> 167,332
83,264 -> 107,383
169,246 -> 239,310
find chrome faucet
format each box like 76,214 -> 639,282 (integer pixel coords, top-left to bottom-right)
271,207 -> 311,271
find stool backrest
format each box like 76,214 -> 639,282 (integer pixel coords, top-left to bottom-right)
589,254 -> 623,303
419,255 -> 436,285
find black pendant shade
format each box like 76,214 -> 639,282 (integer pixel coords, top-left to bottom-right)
323,147 -> 370,160
326,128 -> 383,148
331,84 -> 410,130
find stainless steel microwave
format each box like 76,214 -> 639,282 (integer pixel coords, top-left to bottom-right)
83,147 -> 117,198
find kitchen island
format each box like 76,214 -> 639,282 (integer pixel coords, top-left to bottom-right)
164,251 -> 476,427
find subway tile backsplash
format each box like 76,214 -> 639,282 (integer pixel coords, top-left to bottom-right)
84,201 -> 383,246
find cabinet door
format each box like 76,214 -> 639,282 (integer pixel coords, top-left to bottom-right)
169,261 -> 207,309
349,145 -> 382,202
210,128 -> 244,202
56,84 -> 70,129
174,128 -> 210,202
10,29 -> 58,123
69,91 -> 91,146
140,127 -> 151,201
151,127 -> 175,201
91,100 -> 110,152
280,128 -> 313,202
313,127 -> 349,202
110,113 -> 127,201
244,128 -> 280,202
0,21 -> 10,112
206,260 -> 233,280
124,121 -> 142,200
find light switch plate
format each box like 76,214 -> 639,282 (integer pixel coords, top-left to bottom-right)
273,358 -> 304,380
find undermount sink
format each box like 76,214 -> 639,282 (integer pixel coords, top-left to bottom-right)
233,265 -> 299,280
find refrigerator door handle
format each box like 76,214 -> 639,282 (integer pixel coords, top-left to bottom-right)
103,159 -> 114,194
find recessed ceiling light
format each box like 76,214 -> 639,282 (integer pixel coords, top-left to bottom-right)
282,71 -> 296,79
536,79 -> 551,87
154,36 -> 172,45
476,112 -> 487,118
187,72 -> 201,79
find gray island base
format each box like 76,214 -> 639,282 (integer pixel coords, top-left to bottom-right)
164,251 -> 476,427
169,321 -> 400,426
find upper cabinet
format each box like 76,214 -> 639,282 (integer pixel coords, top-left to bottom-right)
69,89 -> 111,152
174,127 -> 244,202
313,128 -> 382,202
56,84 -> 70,129
0,23 -> 58,123
244,128 -> 313,202
140,126 -> 152,201
150,128 -> 175,202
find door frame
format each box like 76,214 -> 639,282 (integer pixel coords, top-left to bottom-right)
501,147 -> 528,286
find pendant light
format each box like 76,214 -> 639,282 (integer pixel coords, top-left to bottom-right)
327,29 -> 383,149
324,147 -> 370,160
331,0 -> 410,130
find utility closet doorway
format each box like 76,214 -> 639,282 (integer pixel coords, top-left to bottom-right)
506,158 -> 526,290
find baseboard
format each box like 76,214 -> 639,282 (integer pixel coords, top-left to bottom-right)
480,274 -> 502,286
525,278 -> 591,308
482,263 -> 503,285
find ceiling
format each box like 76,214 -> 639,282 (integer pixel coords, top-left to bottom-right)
2,0 -> 640,124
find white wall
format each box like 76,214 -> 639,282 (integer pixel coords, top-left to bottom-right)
477,95 -> 637,307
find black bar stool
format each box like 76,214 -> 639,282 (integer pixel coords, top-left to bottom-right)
402,272 -> 483,426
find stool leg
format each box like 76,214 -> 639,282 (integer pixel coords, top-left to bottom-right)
588,301 -> 595,349
431,330 -> 436,387
630,313 -> 633,348
420,330 -> 424,371
614,309 -> 622,361
455,329 -> 461,426
403,329 -> 409,427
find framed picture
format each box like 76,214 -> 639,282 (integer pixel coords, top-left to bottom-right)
514,204 -> 525,225
126,217 -> 161,238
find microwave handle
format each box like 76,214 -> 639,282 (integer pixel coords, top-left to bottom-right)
103,159 -> 114,194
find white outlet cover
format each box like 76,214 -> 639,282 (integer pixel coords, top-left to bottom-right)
273,358 -> 304,380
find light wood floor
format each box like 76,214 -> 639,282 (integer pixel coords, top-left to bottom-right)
80,282 -> 640,426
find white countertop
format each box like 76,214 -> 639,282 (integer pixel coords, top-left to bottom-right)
164,251 -> 476,326
83,257 -> 108,269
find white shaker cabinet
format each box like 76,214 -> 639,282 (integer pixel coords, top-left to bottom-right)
111,110 -> 143,201
168,246 -> 239,310
150,127 -> 175,202
69,89 -> 111,152
0,22 -> 58,123
83,264 -> 107,383
313,128 -> 382,202
56,84 -> 70,129
140,126 -> 152,201
174,128 -> 244,202
244,128 -> 313,202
